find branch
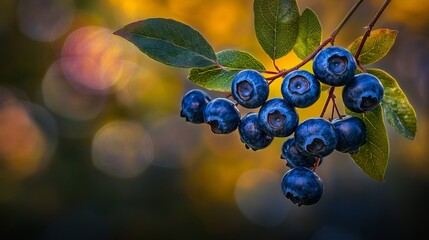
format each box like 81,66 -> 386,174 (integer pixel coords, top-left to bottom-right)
354,0 -> 391,61
266,0 -> 364,82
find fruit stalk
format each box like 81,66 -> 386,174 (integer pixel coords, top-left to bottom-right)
266,0 -> 364,82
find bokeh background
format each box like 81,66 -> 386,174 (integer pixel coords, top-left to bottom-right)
1,0 -> 428,239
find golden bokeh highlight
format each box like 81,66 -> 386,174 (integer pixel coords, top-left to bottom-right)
92,121 -> 153,178
61,26 -> 129,94
42,60 -> 107,120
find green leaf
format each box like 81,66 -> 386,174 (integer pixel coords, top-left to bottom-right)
348,29 -> 398,65
368,68 -> 417,140
293,8 -> 322,60
346,106 -> 390,182
114,18 -> 216,68
254,0 -> 300,59
188,50 -> 266,92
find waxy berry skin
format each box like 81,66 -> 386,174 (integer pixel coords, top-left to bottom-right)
294,118 -> 338,158
312,46 -> 357,86
281,167 -> 324,206
332,115 -> 367,153
342,73 -> 384,113
238,113 -> 274,151
281,70 -> 321,108
180,89 -> 211,123
231,69 -> 269,108
258,98 -> 299,137
281,138 -> 322,169
203,98 -> 240,134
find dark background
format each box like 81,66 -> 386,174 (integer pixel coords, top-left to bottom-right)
1,0 -> 428,239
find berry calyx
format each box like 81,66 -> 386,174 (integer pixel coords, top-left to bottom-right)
312,46 -> 357,86
231,69 -> 269,108
180,89 -> 211,123
281,167 -> 324,206
342,73 -> 384,113
203,98 -> 241,134
294,118 -> 338,158
258,98 -> 299,137
238,113 -> 274,151
281,70 -> 321,108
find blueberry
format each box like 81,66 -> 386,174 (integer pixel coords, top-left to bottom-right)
258,98 -> 299,137
312,46 -> 357,86
203,98 -> 241,134
294,118 -> 338,158
281,70 -> 320,108
332,115 -> 367,153
281,137 -> 322,168
180,89 -> 211,123
231,69 -> 269,108
281,167 -> 323,206
238,113 -> 274,151
342,73 -> 384,113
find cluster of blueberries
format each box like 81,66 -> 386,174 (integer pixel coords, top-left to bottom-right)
180,46 -> 384,206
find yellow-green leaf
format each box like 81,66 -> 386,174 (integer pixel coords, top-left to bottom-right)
293,8 -> 322,60
346,106 -> 390,182
368,68 -> 417,140
348,29 -> 398,65
188,50 -> 265,92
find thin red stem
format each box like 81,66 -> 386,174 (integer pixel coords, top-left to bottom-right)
354,0 -> 391,62
320,87 -> 335,118
334,102 -> 342,119
266,0 -> 363,82
273,59 -> 281,72
312,158 -> 321,171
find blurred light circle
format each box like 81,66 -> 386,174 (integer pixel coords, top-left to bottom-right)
235,169 -> 289,227
148,115 -> 203,168
0,90 -> 58,179
61,26 -> 126,94
115,61 -> 182,120
17,0 -> 75,42
42,60 -> 107,120
92,121 -> 153,178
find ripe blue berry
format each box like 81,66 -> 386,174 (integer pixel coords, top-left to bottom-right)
281,70 -> 320,108
332,115 -> 367,153
180,89 -> 211,123
238,113 -> 274,151
203,98 -> 240,134
258,98 -> 299,137
281,138 -> 322,168
281,167 -> 323,206
342,73 -> 384,113
294,118 -> 338,158
232,69 -> 269,108
312,46 -> 357,86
